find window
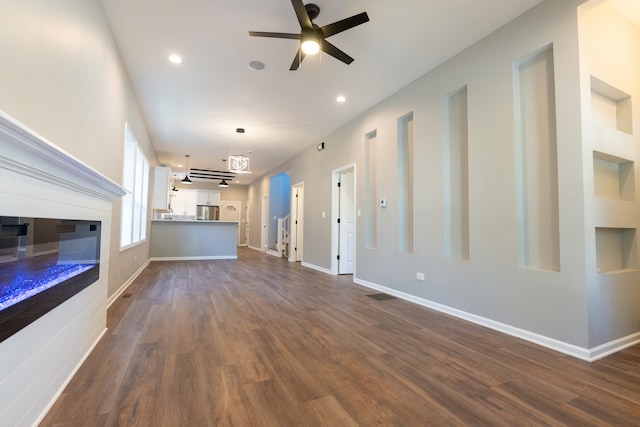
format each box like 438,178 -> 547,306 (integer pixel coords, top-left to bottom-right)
120,123 -> 149,249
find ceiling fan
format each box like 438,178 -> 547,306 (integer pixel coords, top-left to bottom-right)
249,0 -> 369,70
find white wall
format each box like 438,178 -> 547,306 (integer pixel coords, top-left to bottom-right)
579,2 -> 640,348
0,0 -> 157,301
0,1 -> 156,425
248,0 -> 631,357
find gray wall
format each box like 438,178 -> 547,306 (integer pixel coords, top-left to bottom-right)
248,0 -> 634,352
0,0 -> 157,299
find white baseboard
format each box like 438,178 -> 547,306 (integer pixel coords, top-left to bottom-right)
301,261 -> 333,275
588,332 -> 640,361
267,249 -> 281,257
248,245 -> 262,252
108,259 -> 150,307
353,277 -> 637,362
33,327 -> 108,427
150,256 -> 237,261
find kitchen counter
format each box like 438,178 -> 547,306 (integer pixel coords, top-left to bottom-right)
150,220 -> 238,260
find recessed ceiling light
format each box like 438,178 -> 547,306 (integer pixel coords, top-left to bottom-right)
336,95 -> 346,103
169,54 -> 183,64
248,60 -> 265,71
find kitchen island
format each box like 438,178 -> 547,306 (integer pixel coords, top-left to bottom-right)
150,220 -> 238,260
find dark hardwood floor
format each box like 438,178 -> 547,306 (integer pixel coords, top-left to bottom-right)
41,247 -> 640,426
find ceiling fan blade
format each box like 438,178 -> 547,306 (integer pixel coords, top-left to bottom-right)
249,31 -> 301,40
291,0 -> 312,30
320,12 -> 369,38
321,40 -> 354,65
290,49 -> 306,70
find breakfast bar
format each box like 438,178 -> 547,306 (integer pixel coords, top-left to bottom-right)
150,220 -> 238,260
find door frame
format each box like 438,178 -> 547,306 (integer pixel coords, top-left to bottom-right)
331,163 -> 356,275
289,181 -> 304,262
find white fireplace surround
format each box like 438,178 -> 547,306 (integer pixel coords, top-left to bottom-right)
0,111 -> 125,427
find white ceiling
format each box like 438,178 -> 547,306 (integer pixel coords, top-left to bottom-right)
100,0 -> 545,185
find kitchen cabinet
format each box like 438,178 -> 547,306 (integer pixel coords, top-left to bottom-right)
197,190 -> 221,206
171,189 -> 197,216
152,166 -> 172,209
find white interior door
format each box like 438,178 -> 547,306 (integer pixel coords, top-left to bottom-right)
245,205 -> 250,246
293,185 -> 304,261
261,195 -> 269,251
339,172 -> 355,274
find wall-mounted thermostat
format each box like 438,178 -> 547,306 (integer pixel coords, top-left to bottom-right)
379,198 -> 387,208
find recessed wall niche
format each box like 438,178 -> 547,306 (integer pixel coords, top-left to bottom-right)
364,130 -> 377,249
590,76 -> 632,135
444,86 -> 470,260
514,45 -> 561,272
397,112 -> 414,254
593,151 -> 635,201
595,227 -> 638,273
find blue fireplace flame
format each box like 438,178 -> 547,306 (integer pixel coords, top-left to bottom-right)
0,217 -> 101,342
1,263 -> 94,311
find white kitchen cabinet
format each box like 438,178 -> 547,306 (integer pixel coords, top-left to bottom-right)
171,189 -> 197,216
196,190 -> 221,206
152,166 -> 172,209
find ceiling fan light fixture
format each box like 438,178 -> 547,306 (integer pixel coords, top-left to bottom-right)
249,2 -> 369,70
218,179 -> 229,188
301,35 -> 320,55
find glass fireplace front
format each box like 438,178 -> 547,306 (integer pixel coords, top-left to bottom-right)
0,216 -> 101,342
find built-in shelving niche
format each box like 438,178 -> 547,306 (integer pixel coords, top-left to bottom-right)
595,227 -> 638,274
591,76 -> 633,135
593,151 -> 635,201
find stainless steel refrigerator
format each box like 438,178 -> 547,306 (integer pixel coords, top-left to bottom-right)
196,205 -> 219,220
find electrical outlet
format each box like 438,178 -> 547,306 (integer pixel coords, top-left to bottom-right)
416,272 -> 425,281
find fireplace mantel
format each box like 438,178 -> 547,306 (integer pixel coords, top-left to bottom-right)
0,111 -> 125,202
0,111 -> 126,427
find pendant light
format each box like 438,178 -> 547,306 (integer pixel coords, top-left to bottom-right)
181,154 -> 192,184
218,159 -> 229,187
228,128 -> 251,174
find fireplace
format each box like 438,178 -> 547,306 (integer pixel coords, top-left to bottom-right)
0,216 -> 101,342
0,108 -> 126,427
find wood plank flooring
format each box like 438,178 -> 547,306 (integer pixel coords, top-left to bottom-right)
41,247 -> 640,426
